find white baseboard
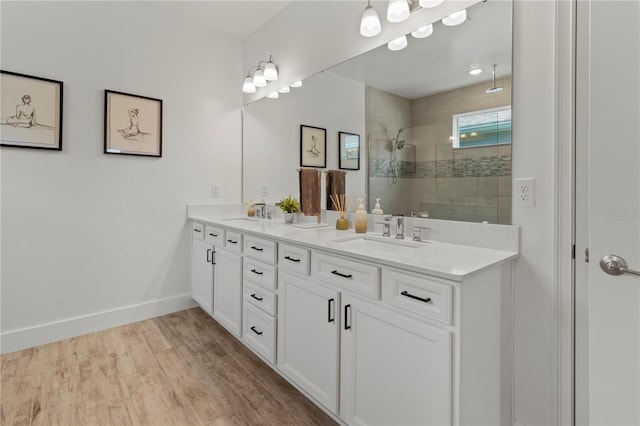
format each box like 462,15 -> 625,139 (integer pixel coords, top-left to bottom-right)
1,293 -> 198,354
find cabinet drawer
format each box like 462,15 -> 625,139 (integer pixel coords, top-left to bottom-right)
382,269 -> 453,324
243,258 -> 277,290
244,281 -> 277,316
204,225 -> 224,246
312,252 -> 380,299
243,304 -> 276,364
224,230 -> 243,253
278,243 -> 310,276
244,235 -> 277,264
192,222 -> 205,241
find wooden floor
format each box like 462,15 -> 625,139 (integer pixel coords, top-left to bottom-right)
1,308 -> 337,426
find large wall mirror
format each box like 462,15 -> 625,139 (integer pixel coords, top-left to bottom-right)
243,0 -> 512,224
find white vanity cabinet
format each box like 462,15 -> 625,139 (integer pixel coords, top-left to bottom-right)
277,269 -> 340,413
213,240 -> 243,337
191,223 -> 214,314
340,293 -> 452,426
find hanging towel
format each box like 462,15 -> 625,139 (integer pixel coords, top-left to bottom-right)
325,170 -> 346,211
299,168 -> 322,219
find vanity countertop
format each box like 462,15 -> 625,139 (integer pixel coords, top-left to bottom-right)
188,212 -> 519,282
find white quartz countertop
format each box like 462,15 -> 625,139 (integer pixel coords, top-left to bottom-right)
188,212 -> 519,282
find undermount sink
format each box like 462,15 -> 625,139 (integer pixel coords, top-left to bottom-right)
330,234 -> 426,252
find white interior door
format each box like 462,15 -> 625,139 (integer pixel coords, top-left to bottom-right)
577,1 -> 640,423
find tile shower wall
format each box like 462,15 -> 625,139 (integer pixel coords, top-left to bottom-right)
367,78 -> 512,224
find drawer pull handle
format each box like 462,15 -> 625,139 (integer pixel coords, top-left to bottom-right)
250,326 -> 263,336
250,293 -> 263,301
251,246 -> 264,252
227,239 -> 238,244
206,248 -> 212,263
328,298 -> 335,323
209,233 -> 218,237
284,256 -> 301,263
331,270 -> 353,279
194,229 -> 202,233
344,304 -> 352,330
250,269 -> 263,276
401,291 -> 432,304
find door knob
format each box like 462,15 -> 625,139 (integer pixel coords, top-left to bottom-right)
600,254 -> 640,277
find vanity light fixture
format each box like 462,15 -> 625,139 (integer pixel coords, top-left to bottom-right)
290,81 -> 303,88
442,9 -> 467,26
469,68 -> 483,75
360,0 -> 382,37
241,56 -> 279,93
419,0 -> 444,8
278,86 -> 290,94
388,35 -> 408,51
411,24 -> 433,39
387,0 -> 410,23
266,91 -> 279,99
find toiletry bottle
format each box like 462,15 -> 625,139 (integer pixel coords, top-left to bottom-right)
372,198 -> 384,215
355,199 -> 368,233
247,198 -> 255,217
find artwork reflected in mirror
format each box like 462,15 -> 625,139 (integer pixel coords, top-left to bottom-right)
339,132 -> 360,170
300,125 -> 326,168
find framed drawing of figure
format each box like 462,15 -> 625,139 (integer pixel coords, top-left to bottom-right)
104,90 -> 163,157
0,70 -> 63,150
300,124 -> 326,168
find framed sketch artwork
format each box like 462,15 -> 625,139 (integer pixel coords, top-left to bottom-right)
104,90 -> 163,157
300,125 -> 326,168
0,70 -> 63,150
339,131 -> 360,170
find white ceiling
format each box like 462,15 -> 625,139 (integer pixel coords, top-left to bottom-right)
142,1 -> 292,40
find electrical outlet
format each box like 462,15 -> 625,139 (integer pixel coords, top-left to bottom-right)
514,178 -> 535,207
211,184 -> 222,198
261,185 -> 269,198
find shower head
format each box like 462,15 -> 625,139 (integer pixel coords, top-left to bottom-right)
486,64 -> 503,94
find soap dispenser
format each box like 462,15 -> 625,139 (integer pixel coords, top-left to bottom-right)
355,198 -> 368,234
372,198 -> 384,215
247,198 -> 255,217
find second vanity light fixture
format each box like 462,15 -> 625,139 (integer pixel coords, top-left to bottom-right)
242,55 -> 279,94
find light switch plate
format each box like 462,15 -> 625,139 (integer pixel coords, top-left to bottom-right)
211,184 -> 222,198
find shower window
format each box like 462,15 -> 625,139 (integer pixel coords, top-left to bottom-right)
452,105 -> 511,149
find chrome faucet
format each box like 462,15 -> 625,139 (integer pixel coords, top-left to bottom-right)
393,214 -> 404,239
376,215 -> 392,237
254,203 -> 266,218
412,226 -> 431,242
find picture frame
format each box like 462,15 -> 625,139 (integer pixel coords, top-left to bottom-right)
104,90 -> 163,157
339,131 -> 360,170
300,124 -> 326,168
1,70 -> 63,150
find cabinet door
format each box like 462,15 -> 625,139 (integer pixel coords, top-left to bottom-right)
277,270 -> 340,413
191,238 -> 214,314
341,295 -> 452,426
213,248 -> 243,336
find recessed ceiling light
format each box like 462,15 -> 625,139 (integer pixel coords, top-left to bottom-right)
469,68 -> 483,75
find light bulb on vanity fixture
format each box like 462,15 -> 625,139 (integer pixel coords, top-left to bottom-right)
266,91 -> 279,99
278,86 -> 290,94
442,9 -> 467,26
360,0 -> 381,37
387,0 -> 410,23
411,24 -> 433,39
253,67 -> 267,87
419,0 -> 444,7
264,55 -> 278,81
241,56 -> 279,93
388,35 -> 408,51
242,74 -> 256,93
290,81 -> 302,88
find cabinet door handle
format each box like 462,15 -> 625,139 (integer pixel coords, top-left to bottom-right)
250,293 -> 263,301
250,326 -> 263,336
400,291 -> 432,304
209,233 -> 218,237
250,246 -> 264,252
194,228 -> 202,233
250,269 -> 263,276
284,256 -> 301,263
206,248 -> 212,263
328,298 -> 335,323
331,270 -> 353,279
344,304 -> 352,330
227,239 -> 238,244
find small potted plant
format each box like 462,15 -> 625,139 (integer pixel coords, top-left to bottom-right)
278,195 -> 300,223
